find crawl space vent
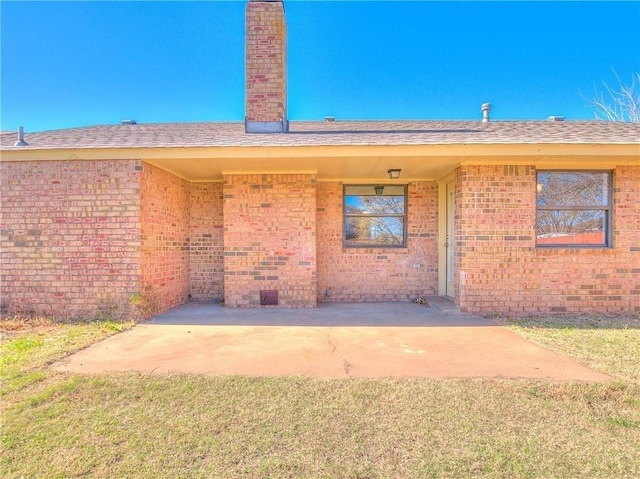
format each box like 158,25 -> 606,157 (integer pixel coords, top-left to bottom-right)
260,290 -> 278,306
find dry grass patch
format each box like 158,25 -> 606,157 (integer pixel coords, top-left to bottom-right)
500,313 -> 640,383
3,375 -> 639,478
0,316 -> 57,337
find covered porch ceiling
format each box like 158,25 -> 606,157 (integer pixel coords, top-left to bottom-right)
141,144 -> 639,182
145,154 -> 465,182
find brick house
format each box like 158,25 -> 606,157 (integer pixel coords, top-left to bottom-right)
1,0 -> 639,320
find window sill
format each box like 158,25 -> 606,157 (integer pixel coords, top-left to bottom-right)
342,246 -> 409,253
536,244 -> 611,249
535,246 -> 617,256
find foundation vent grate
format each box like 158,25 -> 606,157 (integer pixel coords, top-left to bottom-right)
260,290 -> 278,306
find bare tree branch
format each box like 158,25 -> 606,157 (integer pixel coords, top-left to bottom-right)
582,70 -> 640,122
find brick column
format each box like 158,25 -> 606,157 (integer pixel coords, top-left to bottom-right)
223,174 -> 316,307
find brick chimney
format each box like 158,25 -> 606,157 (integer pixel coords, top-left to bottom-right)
245,0 -> 288,133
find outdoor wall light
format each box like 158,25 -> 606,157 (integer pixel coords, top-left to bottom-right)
387,169 -> 401,179
374,186 -> 385,195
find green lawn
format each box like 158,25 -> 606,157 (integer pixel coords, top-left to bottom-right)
1,314 -> 639,479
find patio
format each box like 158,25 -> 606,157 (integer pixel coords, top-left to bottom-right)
53,301 -> 611,381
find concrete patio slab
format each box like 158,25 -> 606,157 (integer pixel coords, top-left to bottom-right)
53,302 -> 611,381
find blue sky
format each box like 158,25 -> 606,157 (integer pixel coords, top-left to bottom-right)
1,1 -> 639,132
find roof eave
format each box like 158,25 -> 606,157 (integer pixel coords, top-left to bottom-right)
1,142 -> 639,162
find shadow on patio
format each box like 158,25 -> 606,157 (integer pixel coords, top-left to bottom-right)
146,300 -> 494,328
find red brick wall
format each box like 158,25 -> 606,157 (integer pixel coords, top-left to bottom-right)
456,165 -> 640,315
140,164 -> 191,315
245,0 -> 287,123
1,160 -> 142,319
189,182 -> 224,301
223,174 -> 316,307
5,159 -> 635,320
316,181 -> 439,303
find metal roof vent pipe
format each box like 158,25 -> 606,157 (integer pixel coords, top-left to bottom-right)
481,103 -> 492,123
13,126 -> 28,147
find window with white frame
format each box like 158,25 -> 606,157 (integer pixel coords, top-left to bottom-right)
536,171 -> 612,247
344,185 -> 407,247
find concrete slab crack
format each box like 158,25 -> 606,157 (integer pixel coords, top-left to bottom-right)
327,335 -> 336,353
329,334 -> 351,376
343,359 -> 352,376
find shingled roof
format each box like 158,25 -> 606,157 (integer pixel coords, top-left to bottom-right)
2,120 -> 639,151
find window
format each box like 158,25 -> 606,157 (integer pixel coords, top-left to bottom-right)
536,171 -> 612,247
344,185 -> 407,247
